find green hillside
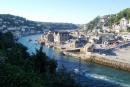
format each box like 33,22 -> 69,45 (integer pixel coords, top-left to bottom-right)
109,8 -> 130,25
85,8 -> 130,31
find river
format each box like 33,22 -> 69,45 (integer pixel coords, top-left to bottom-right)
19,34 -> 130,87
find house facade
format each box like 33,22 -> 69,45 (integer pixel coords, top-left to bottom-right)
54,31 -> 70,44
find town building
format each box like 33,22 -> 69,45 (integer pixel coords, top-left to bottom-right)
112,17 -> 130,33
120,18 -> 129,31
112,24 -> 121,33
95,33 -> 116,45
42,31 -> 54,43
47,32 -> 54,42
54,31 -> 70,44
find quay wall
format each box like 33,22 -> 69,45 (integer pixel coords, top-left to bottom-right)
64,52 -> 130,72
90,55 -> 130,72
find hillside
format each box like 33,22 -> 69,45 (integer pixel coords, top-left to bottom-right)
85,15 -> 112,31
109,8 -> 130,25
85,8 -> 130,31
38,22 -> 78,30
0,14 -> 41,31
0,14 -> 78,31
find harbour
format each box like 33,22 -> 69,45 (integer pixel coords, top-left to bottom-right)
1,1 -> 130,87
38,29 -> 130,72
19,34 -> 130,87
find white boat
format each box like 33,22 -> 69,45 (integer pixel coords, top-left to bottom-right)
74,68 -> 79,74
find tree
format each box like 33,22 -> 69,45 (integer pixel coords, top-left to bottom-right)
0,63 -> 43,87
6,43 -> 29,66
0,32 -> 14,49
48,59 -> 57,74
0,32 -> 83,87
33,46 -> 48,73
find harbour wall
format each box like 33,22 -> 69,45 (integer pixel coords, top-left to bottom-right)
64,52 -> 130,72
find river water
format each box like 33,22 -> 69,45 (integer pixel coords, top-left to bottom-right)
19,34 -> 130,87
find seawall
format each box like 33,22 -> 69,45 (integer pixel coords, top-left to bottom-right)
64,52 -> 130,72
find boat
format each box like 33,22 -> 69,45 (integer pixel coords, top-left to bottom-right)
60,51 -> 65,55
28,38 -> 32,42
49,45 -> 54,48
74,68 -> 79,74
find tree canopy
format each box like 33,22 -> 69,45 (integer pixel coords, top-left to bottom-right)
0,32 -> 83,87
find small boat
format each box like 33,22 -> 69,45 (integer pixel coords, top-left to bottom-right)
74,68 -> 79,74
49,45 -> 54,48
60,51 -> 65,55
28,38 -> 32,42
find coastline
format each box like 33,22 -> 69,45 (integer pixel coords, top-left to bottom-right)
20,34 -> 130,87
38,36 -> 130,72
52,43 -> 130,72
63,51 -> 130,72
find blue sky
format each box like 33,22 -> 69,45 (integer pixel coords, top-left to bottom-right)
0,0 -> 130,24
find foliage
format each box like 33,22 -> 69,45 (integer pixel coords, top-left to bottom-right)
0,64 -> 43,87
48,59 -> 57,74
86,16 -> 101,31
6,43 -> 29,65
32,46 -> 49,73
0,32 -> 14,49
0,32 -> 82,87
127,27 -> 130,32
40,22 -> 78,30
108,8 -> 130,26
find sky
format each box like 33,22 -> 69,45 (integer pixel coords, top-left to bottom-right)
0,0 -> 130,24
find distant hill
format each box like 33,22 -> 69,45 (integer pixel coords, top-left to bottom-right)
85,8 -> 130,31
0,14 -> 78,31
38,22 -> 78,30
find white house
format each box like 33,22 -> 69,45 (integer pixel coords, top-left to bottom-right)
120,18 -> 129,31
112,24 -> 120,33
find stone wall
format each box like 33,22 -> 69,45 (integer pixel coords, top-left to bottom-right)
64,52 -> 130,72
90,55 -> 130,71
